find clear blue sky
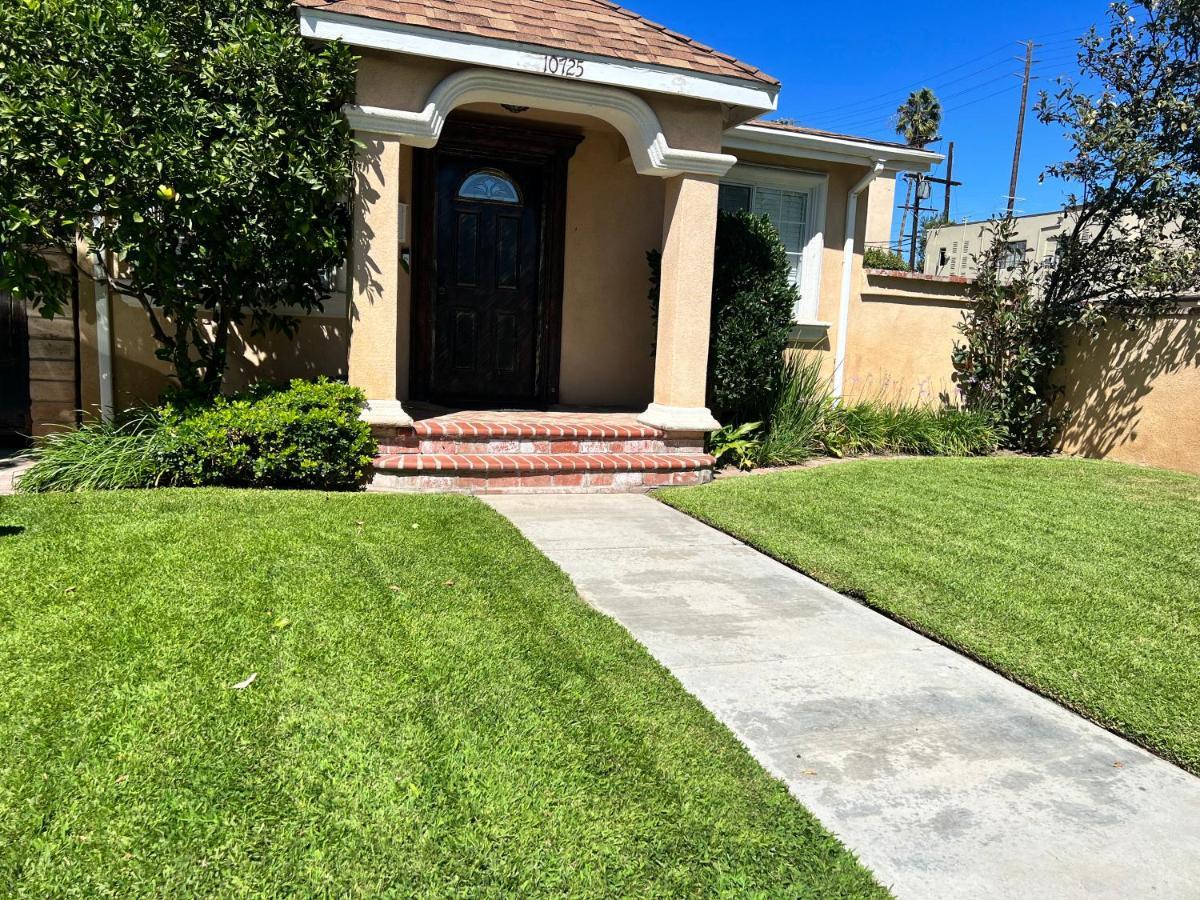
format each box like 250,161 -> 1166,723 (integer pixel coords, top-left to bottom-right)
631,0 -> 1107,241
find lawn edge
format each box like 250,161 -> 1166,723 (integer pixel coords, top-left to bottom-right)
652,489 -> 1200,780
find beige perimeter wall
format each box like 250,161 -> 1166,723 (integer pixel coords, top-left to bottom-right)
822,269 -> 1200,475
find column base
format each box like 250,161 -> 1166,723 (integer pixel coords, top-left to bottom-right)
637,403 -> 720,433
360,399 -> 413,428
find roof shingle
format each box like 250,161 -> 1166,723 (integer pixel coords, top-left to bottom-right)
295,0 -> 779,86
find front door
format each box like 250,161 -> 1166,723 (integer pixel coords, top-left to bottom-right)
0,291 -> 30,442
412,117 -> 580,408
432,156 -> 543,404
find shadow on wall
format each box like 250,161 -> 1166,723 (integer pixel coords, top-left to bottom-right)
108,313 -> 350,412
1056,310 -> 1200,463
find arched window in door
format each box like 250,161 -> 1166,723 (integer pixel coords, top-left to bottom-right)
458,169 -> 521,204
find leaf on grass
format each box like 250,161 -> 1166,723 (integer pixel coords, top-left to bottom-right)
231,672 -> 257,690
272,617 -> 292,630
115,774 -> 128,786
64,586 -> 76,594
388,585 -> 403,592
443,580 -> 455,587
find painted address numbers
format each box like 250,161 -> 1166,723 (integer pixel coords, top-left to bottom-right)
542,55 -> 585,78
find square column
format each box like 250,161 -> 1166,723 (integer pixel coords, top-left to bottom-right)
348,133 -> 413,427
639,174 -> 721,433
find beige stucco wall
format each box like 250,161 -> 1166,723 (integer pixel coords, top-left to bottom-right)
842,270 -> 969,404
1057,311 -> 1200,474
75,271 -> 348,414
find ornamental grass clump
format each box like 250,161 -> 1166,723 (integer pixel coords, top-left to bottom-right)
737,352 -> 1000,467
16,410 -> 176,493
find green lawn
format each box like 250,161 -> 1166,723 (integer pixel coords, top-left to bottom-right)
660,457 -> 1200,774
0,490 -> 883,897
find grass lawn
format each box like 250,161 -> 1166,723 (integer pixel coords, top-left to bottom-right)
659,457 -> 1200,775
0,489 -> 883,897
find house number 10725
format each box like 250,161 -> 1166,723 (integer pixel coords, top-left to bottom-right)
543,55 -> 585,78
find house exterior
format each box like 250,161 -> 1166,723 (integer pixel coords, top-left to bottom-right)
1,0 -> 943,490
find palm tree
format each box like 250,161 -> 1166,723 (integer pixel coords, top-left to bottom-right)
895,87 -> 942,148
894,88 -> 942,260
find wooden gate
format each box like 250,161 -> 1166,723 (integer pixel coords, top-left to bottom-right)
0,291 -> 30,441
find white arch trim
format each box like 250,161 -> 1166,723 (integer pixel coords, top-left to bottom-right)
343,68 -> 737,179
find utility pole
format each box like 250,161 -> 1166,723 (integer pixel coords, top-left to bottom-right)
943,141 -> 955,219
1007,42 -> 1037,217
908,174 -> 930,271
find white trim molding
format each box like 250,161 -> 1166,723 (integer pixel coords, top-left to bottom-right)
725,124 -> 943,172
343,67 -> 738,179
300,8 -> 778,114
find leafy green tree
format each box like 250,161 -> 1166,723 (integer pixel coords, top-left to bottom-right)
0,0 -> 358,398
954,0 -> 1199,450
894,87 -> 943,148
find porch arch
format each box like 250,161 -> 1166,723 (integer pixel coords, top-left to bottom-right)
342,67 -> 736,179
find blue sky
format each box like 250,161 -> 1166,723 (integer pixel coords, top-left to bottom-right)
631,0 -> 1108,242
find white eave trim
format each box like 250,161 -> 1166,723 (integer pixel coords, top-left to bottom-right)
343,68 -> 738,179
299,8 -> 779,113
724,124 -> 944,172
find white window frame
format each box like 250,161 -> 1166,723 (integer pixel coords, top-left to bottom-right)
720,163 -> 827,324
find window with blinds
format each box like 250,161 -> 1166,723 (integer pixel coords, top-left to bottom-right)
718,177 -> 823,322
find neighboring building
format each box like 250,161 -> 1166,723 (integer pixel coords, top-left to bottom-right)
924,210 -> 1072,278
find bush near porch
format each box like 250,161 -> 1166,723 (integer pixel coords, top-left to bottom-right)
0,490 -> 884,896
17,378 -> 375,493
659,457 -> 1200,774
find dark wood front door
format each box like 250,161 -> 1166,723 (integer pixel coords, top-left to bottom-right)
432,156 -> 543,404
413,118 -> 581,408
0,291 -> 30,440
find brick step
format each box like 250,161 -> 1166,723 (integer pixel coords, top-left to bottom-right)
376,420 -> 691,456
369,452 -> 716,494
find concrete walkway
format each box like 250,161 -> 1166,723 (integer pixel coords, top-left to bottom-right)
485,493 -> 1200,899
0,452 -> 32,495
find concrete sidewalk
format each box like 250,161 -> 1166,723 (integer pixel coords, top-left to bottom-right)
485,493 -> 1200,899
0,452 -> 32,495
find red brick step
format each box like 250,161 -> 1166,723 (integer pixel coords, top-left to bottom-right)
370,451 -> 716,494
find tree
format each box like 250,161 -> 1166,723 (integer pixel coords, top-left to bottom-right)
0,0 -> 358,399
954,0 -> 1200,450
895,87 -> 942,148
894,88 -> 943,259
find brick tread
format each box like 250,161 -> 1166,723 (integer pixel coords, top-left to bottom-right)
374,452 -> 715,473
411,420 -> 664,440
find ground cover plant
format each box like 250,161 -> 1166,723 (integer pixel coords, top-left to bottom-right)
659,457 -> 1200,774
0,489 -> 885,897
17,378 -> 374,492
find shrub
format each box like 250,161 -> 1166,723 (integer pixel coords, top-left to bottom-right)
648,211 -> 796,424
18,379 -> 376,493
709,212 -> 798,423
17,411 -> 176,493
162,379 -> 375,490
863,247 -> 910,271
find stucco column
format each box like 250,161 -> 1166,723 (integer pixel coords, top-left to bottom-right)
348,133 -> 412,426
639,173 -> 721,433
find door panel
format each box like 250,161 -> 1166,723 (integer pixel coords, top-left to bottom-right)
0,291 -> 30,438
431,157 -> 543,405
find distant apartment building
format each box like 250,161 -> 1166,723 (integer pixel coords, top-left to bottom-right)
924,210 -> 1072,278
